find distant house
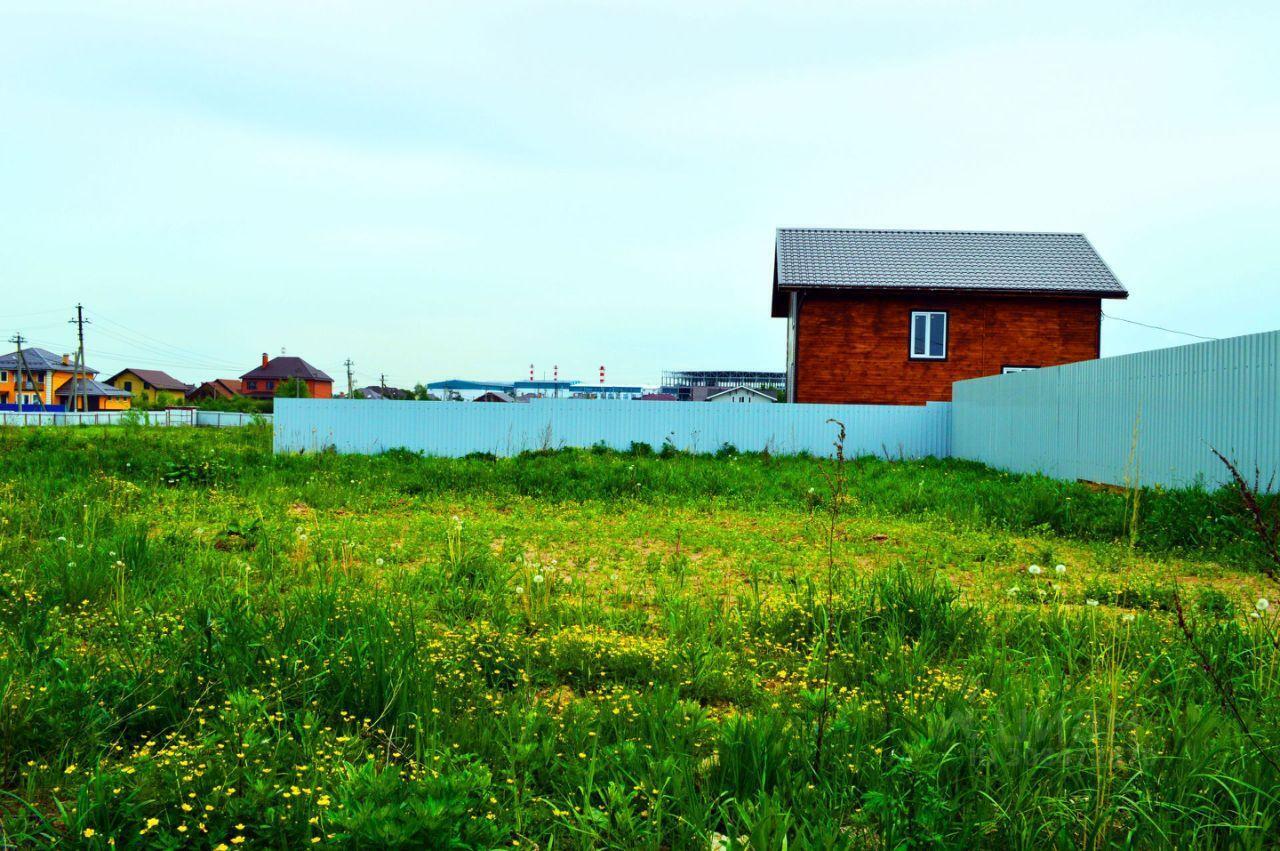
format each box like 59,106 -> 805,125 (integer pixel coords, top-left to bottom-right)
187,378 -> 243,401
474,391 -> 517,403
55,379 -> 133,411
685,385 -> 729,402
707,386 -> 775,404
358,385 -> 411,400
639,393 -> 677,401
239,354 -> 333,400
106,369 -> 192,403
772,229 -> 1128,404
0,347 -> 130,411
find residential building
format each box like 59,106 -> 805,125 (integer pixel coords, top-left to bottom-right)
55,379 -> 133,411
106,369 -> 192,403
772,228 -> 1128,405
707,386 -> 776,404
239,353 -> 333,399
187,379 -> 243,401
0,347 -> 130,411
661,369 -> 785,401
474,390 -> 518,403
357,385 -> 412,400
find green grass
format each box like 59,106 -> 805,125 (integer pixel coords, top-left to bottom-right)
1,425 -> 1277,849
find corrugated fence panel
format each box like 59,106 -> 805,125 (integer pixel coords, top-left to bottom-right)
194,411 -> 273,428
274,399 -> 952,459
953,329 -> 1280,489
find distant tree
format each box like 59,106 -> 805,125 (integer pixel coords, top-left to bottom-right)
411,383 -> 438,401
352,389 -> 366,400
275,378 -> 311,399
191,395 -> 272,414
133,391 -> 184,411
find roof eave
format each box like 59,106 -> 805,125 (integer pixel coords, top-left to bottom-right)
774,284 -> 1128,300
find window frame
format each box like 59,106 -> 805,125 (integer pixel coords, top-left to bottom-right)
1001,365 -> 1039,374
908,310 -> 949,361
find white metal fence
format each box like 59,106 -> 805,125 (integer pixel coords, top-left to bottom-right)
194,411 -> 271,428
273,398 -> 952,459
952,329 -> 1280,489
0,409 -> 270,428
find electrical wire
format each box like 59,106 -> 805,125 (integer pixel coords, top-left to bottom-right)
1101,311 -> 1218,341
88,325 -> 245,370
84,308 -> 246,369
18,336 -> 240,373
0,307 -> 75,320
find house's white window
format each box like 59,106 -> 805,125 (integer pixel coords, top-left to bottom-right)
910,311 -> 947,359
1001,366 -> 1038,374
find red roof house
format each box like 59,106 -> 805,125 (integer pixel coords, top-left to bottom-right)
186,378 -> 243,401
239,354 -> 333,399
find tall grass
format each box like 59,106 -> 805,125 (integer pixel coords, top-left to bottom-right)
0,426 -> 1277,848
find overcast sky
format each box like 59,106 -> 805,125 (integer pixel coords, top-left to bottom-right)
2,1 -> 1277,388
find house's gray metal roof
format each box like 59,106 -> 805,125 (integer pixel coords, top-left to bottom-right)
0,347 -> 98,374
775,229 -> 1127,297
56,378 -> 132,398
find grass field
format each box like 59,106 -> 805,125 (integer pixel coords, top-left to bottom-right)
1,425 -> 1278,849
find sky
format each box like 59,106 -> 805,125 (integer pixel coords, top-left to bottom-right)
2,0 -> 1278,390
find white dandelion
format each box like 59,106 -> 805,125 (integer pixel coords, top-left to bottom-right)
1027,565 -> 1043,576
533,574 -> 544,585
1257,598 -> 1270,612
1054,564 -> 1067,575
1086,599 -> 1100,607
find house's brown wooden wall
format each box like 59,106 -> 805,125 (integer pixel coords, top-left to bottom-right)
793,292 -> 1101,405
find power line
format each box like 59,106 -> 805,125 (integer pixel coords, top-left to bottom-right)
83,308 -> 245,369
1102,311 -> 1218,341
18,335 -> 240,372
0,307 -> 75,320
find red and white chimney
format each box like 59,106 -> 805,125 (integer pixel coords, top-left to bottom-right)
599,364 -> 605,385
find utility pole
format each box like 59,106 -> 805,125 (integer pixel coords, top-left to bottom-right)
68,303 -> 90,412
8,332 -> 24,412
379,373 -> 387,394
9,332 -> 43,413
344,359 -> 354,398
